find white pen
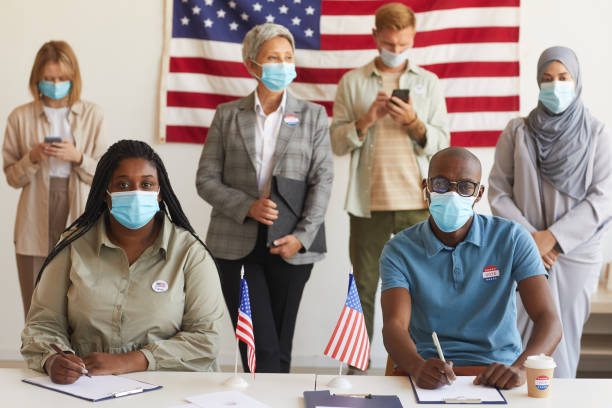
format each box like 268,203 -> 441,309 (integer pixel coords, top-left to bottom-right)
432,331 -> 453,385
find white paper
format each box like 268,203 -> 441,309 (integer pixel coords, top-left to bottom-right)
412,376 -> 505,403
187,390 -> 270,408
24,374 -> 158,401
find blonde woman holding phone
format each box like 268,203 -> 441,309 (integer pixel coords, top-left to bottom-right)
3,40 -> 106,318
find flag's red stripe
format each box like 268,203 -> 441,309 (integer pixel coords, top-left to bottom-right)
321,0 -> 520,15
166,125 -> 208,144
324,307 -> 349,355
423,61 -> 519,78
446,95 -> 519,113
166,126 -> 502,147
170,57 -> 518,83
338,311 -> 359,361
345,316 -> 363,365
451,130 -> 502,147
320,27 -> 518,50
166,92 -> 517,116
354,318 -> 368,369
332,308 -> 354,357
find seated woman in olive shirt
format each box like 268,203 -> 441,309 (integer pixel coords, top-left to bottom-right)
21,140 -> 226,384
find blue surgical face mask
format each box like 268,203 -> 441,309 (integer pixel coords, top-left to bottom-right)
380,47 -> 410,68
108,190 -> 160,230
428,191 -> 476,232
252,61 -> 297,92
38,80 -> 72,100
538,80 -> 575,114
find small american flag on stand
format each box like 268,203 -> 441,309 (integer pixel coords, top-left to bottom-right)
324,273 -> 370,371
236,274 -> 256,375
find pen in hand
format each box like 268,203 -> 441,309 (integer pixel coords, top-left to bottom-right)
50,343 -> 91,378
432,332 -> 453,385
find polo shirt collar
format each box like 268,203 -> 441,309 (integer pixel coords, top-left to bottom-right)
367,57 -> 421,77
422,213 -> 483,257
96,212 -> 170,259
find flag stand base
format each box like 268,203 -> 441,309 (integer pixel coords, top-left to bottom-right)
223,375 -> 249,388
327,376 -> 352,389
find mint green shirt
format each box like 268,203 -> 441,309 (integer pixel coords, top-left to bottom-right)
330,59 -> 450,218
21,213 -> 226,372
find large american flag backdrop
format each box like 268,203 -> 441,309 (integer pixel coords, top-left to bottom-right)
159,0 -> 520,147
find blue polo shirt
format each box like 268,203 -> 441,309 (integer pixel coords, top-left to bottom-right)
380,214 -> 546,366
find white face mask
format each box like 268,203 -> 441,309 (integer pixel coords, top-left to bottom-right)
380,47 -> 409,68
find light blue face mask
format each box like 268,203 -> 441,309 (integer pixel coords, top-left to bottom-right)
38,80 -> 72,100
108,190 -> 160,230
538,80 -> 576,114
253,61 -> 297,92
380,47 -> 410,68
428,191 -> 476,232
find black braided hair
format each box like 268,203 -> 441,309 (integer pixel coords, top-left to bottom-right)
36,139 -> 216,284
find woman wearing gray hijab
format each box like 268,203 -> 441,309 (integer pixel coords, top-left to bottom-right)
488,46 -> 612,378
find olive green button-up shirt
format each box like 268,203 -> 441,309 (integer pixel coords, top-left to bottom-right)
330,59 -> 450,218
21,213 -> 226,373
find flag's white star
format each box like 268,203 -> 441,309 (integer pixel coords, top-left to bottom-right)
241,12 -> 249,21
217,9 -> 226,18
204,18 -> 213,27
192,5 -> 201,14
305,5 -> 315,15
294,0 -> 301,3
181,16 -> 190,25
265,14 -> 275,23
267,0 -> 275,2
291,16 -> 301,25
204,0 -> 213,5
229,21 -> 239,30
279,5 -> 288,14
253,2 -> 262,11
228,1 -> 237,8
305,28 -> 314,37
181,0 -> 188,3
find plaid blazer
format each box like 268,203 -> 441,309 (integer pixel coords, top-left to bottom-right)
196,91 -> 334,265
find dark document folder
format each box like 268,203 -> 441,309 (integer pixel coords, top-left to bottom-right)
304,390 -> 403,408
268,175 -> 326,253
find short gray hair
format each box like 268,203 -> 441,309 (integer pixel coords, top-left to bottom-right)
242,23 -> 295,63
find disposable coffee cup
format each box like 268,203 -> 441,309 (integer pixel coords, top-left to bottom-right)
524,354 -> 556,398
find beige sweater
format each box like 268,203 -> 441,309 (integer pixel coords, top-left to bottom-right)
3,100 -> 106,256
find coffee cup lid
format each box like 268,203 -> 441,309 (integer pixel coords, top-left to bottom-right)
524,354 -> 556,369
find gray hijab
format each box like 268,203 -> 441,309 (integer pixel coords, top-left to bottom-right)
526,46 -> 593,199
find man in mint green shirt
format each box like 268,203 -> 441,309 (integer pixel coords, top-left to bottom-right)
330,3 -> 449,364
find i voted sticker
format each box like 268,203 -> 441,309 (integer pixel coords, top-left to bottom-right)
152,280 -> 168,292
482,265 -> 500,282
414,84 -> 426,95
535,375 -> 550,390
283,114 -> 299,127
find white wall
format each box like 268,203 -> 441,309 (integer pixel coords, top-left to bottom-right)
0,1 -> 610,368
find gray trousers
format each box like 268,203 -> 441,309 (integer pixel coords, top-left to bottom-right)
516,254 -> 600,378
16,177 -> 69,319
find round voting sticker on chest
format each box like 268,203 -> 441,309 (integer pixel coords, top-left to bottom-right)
482,265 -> 500,282
283,114 -> 299,127
152,280 -> 168,292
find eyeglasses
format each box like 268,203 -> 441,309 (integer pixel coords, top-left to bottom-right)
428,176 -> 479,197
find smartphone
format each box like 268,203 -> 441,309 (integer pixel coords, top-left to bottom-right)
391,89 -> 410,104
44,136 -> 62,144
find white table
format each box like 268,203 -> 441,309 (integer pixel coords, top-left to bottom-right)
0,368 -> 315,407
316,374 -> 612,407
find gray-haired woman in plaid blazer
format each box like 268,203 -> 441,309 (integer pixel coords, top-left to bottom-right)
196,23 -> 334,373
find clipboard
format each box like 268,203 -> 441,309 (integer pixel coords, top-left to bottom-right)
304,390 -> 403,407
409,376 -> 507,404
23,374 -> 162,402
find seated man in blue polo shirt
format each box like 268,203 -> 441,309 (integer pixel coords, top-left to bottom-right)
380,147 -> 561,390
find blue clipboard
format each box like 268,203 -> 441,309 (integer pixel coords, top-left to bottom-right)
408,376 -> 507,404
